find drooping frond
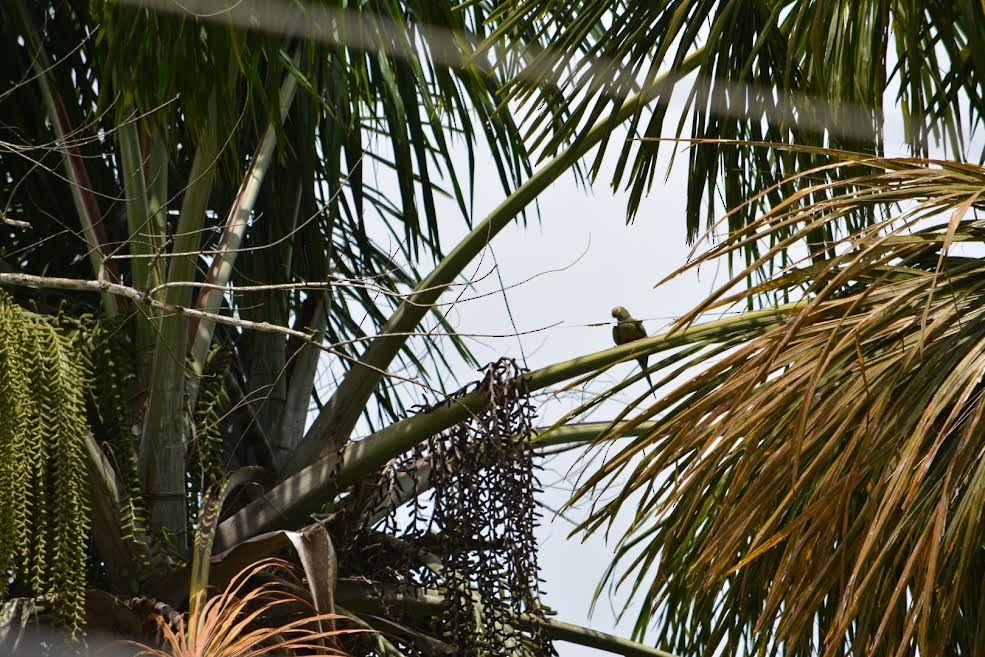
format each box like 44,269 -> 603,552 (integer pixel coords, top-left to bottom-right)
482,1 -> 985,239
570,156 -> 985,657
85,315 -> 150,568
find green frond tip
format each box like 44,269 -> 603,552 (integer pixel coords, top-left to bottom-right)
0,291 -> 92,636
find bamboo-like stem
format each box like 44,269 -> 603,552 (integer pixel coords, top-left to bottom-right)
117,120 -> 159,381
118,121 -> 153,289
13,0 -> 118,314
145,124 -> 170,290
534,421 -> 658,447
138,124 -> 170,383
187,52 -> 301,406
527,616 -> 679,657
212,302 -> 800,550
280,294 -> 328,468
140,94 -> 221,548
281,48 -> 706,478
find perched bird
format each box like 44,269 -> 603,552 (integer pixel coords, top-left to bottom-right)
611,306 -> 655,388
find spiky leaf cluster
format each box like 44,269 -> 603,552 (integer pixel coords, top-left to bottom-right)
571,156 -> 985,657
0,291 -> 91,634
483,0 -> 985,243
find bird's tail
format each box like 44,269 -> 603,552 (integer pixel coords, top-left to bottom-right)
638,359 -> 658,399
644,371 -> 658,399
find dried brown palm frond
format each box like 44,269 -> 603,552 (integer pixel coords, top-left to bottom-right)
123,558 -> 358,657
569,153 -> 985,657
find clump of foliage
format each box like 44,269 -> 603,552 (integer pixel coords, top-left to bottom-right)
86,316 -> 150,572
569,157 -> 985,657
189,345 -> 234,521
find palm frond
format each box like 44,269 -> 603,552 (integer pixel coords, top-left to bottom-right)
483,0 -> 985,242
570,156 -> 985,657
0,0 -> 588,454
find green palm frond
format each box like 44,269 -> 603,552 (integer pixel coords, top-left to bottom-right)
90,0 -> 550,253
483,1 -> 985,240
570,156 -> 985,657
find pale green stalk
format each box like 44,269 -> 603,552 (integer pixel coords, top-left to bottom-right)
118,121 -> 152,289
117,120 -> 159,379
186,52 -> 301,405
534,421 -> 658,447
531,616 -> 679,657
280,294 -> 328,468
337,582 -> 679,657
138,124 -> 170,383
145,124 -> 170,290
140,95 -> 221,547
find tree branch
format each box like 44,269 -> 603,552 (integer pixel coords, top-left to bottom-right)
528,616 -> 679,657
336,580 -> 679,657
0,272 -> 323,345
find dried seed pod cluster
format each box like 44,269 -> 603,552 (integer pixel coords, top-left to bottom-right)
355,358 -> 554,657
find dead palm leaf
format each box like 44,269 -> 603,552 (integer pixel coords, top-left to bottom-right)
123,558 -> 360,657
569,153 -> 985,657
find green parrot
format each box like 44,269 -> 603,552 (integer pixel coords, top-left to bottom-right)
612,306 -> 655,389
